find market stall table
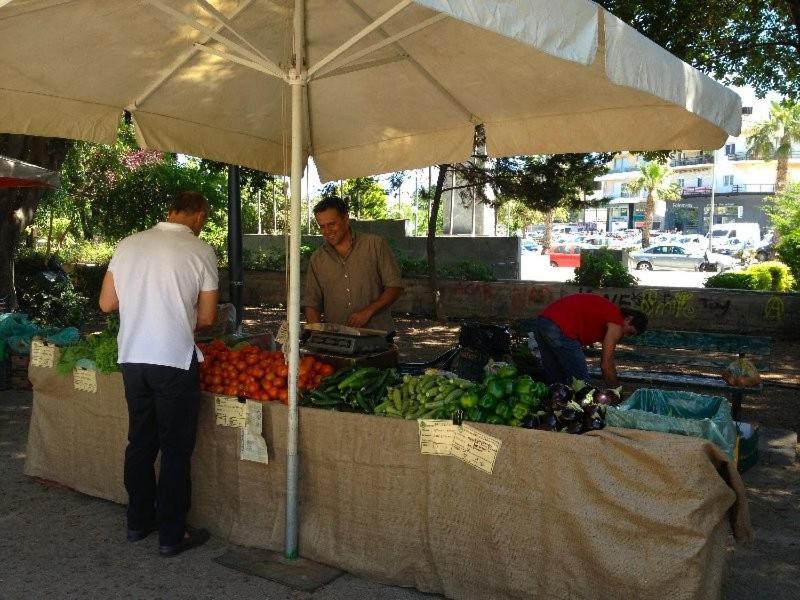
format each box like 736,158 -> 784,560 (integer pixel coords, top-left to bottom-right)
24,357 -> 752,600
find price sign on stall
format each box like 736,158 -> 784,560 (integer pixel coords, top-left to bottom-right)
73,368 -> 97,393
418,420 -> 456,455
215,395 -> 247,428
30,339 -> 56,368
450,424 -> 502,475
240,400 -> 268,463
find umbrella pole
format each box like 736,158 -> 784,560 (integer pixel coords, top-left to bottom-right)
285,0 -> 306,561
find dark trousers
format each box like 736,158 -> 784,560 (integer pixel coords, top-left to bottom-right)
120,355 -> 201,546
532,316 -> 591,385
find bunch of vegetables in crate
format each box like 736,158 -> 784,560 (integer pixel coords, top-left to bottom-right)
374,370 -> 477,419
523,379 -> 621,434
57,316 -> 119,374
302,366 -> 400,413
469,365 -> 548,426
197,340 -> 335,402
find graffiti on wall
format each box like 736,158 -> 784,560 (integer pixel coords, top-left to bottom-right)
764,296 -> 785,321
575,287 -> 734,320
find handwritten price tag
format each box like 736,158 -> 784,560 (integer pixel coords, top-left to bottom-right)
73,368 -> 97,393
418,420 -> 457,455
30,339 -> 56,368
450,424 -> 502,474
240,400 -> 268,463
215,395 -> 247,428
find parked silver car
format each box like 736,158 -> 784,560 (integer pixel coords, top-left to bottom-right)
630,245 -> 706,271
630,245 -> 737,271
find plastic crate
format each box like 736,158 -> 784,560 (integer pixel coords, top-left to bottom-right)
606,388 -> 738,459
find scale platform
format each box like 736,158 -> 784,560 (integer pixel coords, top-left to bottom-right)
303,323 -> 393,356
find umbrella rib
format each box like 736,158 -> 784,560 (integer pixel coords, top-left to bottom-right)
143,0 -> 283,78
307,0 -> 413,78
343,0 -> 479,124
314,54 -> 407,81
132,0 -> 259,109
192,43 -> 287,82
194,0 -> 271,63
0,0 -> 77,20
310,13 -> 447,81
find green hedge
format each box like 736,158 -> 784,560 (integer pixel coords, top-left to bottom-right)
705,261 -> 795,291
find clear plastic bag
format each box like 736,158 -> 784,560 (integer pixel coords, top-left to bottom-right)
606,388 -> 737,459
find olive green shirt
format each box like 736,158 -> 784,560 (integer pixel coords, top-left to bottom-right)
304,230 -> 403,331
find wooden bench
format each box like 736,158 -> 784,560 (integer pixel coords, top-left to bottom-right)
585,329 -> 772,420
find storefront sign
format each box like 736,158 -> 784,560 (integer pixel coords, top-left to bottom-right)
30,339 -> 56,368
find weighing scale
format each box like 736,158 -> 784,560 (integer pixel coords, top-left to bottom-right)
302,323 -> 394,356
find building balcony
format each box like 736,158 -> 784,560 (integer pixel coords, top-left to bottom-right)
670,154 -> 714,167
681,183 -> 775,197
727,150 -> 800,161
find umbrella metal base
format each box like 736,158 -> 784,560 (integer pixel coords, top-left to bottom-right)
214,548 -> 343,592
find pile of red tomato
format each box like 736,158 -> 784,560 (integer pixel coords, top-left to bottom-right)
197,340 -> 336,403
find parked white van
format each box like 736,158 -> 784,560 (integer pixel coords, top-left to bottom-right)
707,223 -> 761,250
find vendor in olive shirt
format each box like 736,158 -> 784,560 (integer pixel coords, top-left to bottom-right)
304,196 -> 403,331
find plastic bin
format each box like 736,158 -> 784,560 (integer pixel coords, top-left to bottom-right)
606,388 -> 738,459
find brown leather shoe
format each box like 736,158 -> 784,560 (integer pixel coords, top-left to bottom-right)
158,527 -> 210,557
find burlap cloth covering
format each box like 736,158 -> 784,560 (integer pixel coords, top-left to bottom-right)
25,360 -> 753,600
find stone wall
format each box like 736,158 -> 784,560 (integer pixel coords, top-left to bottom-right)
220,269 -> 800,338
243,218 -> 521,279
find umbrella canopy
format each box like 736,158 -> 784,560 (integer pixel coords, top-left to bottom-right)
0,154 -> 59,189
0,0 -> 740,182
0,0 -> 743,559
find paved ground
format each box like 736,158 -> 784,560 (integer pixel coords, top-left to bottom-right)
1,384 -> 797,599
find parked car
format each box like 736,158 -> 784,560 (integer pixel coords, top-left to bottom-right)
630,245 -> 706,271
755,231 -> 776,262
631,245 -> 737,271
546,244 -> 581,267
521,239 -> 542,253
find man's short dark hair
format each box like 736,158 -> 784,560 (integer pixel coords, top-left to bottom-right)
620,307 -> 648,335
313,196 -> 349,216
169,191 -> 209,215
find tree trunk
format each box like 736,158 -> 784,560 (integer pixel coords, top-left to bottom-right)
776,156 -> 789,192
427,165 -> 448,321
642,191 -> 655,248
542,208 -> 555,251
0,134 -> 70,309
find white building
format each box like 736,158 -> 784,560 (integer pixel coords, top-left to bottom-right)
589,88 -> 800,234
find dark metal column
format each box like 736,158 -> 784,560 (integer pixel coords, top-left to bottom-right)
227,164 -> 243,328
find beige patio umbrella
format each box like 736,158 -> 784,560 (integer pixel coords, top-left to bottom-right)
0,0 -> 741,557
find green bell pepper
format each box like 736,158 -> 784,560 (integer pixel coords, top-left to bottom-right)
466,407 -> 485,423
532,381 -> 548,399
511,402 -> 529,421
459,391 -> 479,410
501,377 -> 515,397
513,375 -> 534,396
496,364 -> 518,378
508,418 -> 522,427
485,414 -> 504,425
479,393 -> 498,410
494,402 -> 512,420
485,376 -> 507,400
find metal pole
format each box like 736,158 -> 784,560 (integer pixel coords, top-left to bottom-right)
257,189 -> 262,234
273,179 -> 278,233
708,149 -> 717,248
227,165 -> 243,328
284,0 -> 305,561
448,169 -> 455,234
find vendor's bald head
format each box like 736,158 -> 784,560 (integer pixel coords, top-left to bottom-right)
168,191 -> 209,236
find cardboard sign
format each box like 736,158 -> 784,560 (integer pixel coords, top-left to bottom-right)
418,420 -> 457,455
450,424 -> 502,475
73,368 -> 97,393
215,395 -> 246,428
240,400 -> 268,463
30,339 -> 56,368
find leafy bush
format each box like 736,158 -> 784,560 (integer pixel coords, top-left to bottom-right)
60,241 -> 115,265
705,261 -> 795,291
704,272 -> 758,290
241,244 -> 315,271
397,254 -> 429,278
775,232 -> 800,285
570,249 -> 637,288
14,250 -> 94,327
438,260 -> 496,281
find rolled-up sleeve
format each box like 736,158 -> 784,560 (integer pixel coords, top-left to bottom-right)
377,239 -> 403,289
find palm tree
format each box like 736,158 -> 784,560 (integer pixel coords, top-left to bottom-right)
625,162 -> 680,248
747,99 -> 800,192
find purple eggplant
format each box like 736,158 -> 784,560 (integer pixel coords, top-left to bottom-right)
593,387 -> 622,406
566,420 -> 585,434
584,416 -> 605,431
548,383 -> 574,411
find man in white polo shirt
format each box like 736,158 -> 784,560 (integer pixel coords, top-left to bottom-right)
99,191 -> 218,557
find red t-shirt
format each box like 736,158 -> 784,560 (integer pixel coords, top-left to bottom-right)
540,294 -> 624,346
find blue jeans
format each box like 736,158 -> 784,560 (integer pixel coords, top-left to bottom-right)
532,316 -> 590,385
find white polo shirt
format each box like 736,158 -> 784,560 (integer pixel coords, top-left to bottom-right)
108,222 -> 218,370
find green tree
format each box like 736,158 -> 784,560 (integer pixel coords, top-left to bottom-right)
321,177 -> 388,220
624,162 -> 681,248
747,99 -> 800,192
764,183 -> 800,282
597,1 -> 800,99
